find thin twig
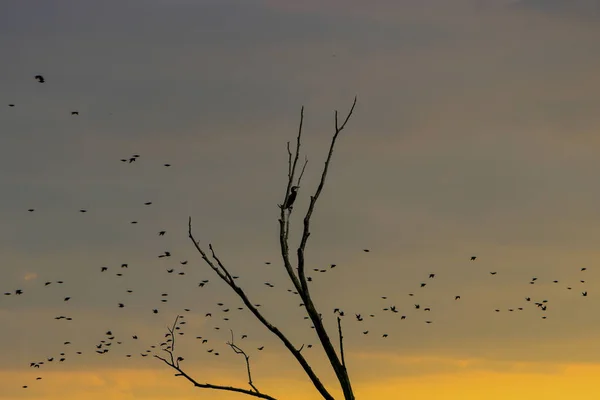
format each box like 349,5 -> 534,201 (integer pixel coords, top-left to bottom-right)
296,155 -> 308,187
227,330 -> 260,393
337,317 -> 346,371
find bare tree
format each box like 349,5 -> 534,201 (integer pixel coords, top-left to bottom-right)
155,97 -> 358,400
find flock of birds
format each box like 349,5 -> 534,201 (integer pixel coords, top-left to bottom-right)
2,75 -> 594,393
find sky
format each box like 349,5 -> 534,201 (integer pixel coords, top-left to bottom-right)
1,0 -> 600,399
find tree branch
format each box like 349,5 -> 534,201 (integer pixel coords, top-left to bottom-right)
278,107 -> 309,297
297,96 -> 357,287
188,219 -> 335,400
294,97 -> 357,400
227,330 -> 260,393
153,354 -> 278,400
181,98 -> 357,400
337,317 -> 346,371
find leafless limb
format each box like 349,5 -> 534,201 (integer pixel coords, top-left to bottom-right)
286,96 -> 358,400
153,354 -> 278,400
188,219 -> 335,400
154,319 -> 278,400
160,315 -> 180,368
169,98 -> 358,400
227,330 -> 260,393
297,155 -> 308,187
337,317 -> 346,371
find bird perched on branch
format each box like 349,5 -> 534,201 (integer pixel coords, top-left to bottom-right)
283,186 -> 299,210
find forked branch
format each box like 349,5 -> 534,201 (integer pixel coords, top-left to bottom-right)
171,98 -> 357,400
227,330 -> 260,393
283,97 -> 358,400
188,219 -> 335,400
154,318 -> 278,400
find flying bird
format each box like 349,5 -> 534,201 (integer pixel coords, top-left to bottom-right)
35,75 -> 45,83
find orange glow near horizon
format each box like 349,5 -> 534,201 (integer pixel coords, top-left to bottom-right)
4,360 -> 600,399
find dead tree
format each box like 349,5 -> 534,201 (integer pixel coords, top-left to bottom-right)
154,97 -> 358,400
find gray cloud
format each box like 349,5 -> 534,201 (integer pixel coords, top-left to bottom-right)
1,0 -> 600,397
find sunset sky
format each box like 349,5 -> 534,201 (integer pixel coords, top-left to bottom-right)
2,1 -> 600,399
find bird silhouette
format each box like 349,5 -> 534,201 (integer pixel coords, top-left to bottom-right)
282,186 -> 299,210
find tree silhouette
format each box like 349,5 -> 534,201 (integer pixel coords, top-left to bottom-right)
154,97 -> 358,400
